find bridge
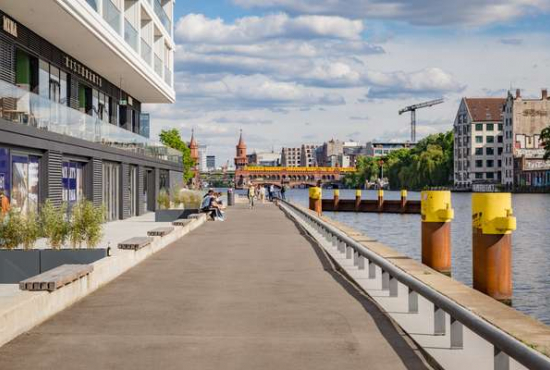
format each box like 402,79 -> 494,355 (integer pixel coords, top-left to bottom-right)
0,200 -> 549,370
235,166 -> 356,188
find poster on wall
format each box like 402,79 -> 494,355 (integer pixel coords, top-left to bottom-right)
62,162 -> 69,202
0,173 -> 5,190
28,157 -> 39,214
69,163 -> 76,202
12,155 -> 29,214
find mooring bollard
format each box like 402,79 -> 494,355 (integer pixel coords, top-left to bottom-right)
401,189 -> 408,209
309,186 -> 322,215
355,189 -> 362,211
333,189 -> 340,211
377,189 -> 384,211
227,189 -> 234,206
421,190 -> 454,276
472,193 -> 516,305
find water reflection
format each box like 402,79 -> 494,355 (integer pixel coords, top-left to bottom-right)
285,189 -> 550,325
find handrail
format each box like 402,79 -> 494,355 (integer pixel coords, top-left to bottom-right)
278,199 -> 550,370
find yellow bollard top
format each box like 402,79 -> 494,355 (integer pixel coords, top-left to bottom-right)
355,189 -> 362,197
309,187 -> 322,200
472,193 -> 516,235
421,190 -> 454,223
333,189 -> 340,197
401,189 -> 408,198
378,189 -> 384,198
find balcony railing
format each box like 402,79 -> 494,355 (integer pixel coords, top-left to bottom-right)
154,55 -> 163,77
154,0 -> 172,34
164,66 -> 172,86
103,0 -> 121,34
141,39 -> 152,65
124,19 -> 138,52
0,80 -> 182,165
86,0 -> 99,12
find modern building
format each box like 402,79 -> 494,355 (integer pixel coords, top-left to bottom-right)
502,89 -> 550,189
198,144 -> 207,172
0,1 -> 180,221
365,142 -> 415,157
317,139 -> 343,167
281,147 -> 301,167
206,155 -> 216,171
300,145 -> 318,167
247,151 -> 280,167
453,98 -> 505,188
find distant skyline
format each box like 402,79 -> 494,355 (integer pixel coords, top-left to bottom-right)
145,0 -> 550,163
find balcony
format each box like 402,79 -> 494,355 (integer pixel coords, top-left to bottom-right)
0,80 -> 182,165
124,19 -> 138,52
103,0 -> 121,34
154,55 -> 163,77
153,0 -> 171,34
85,0 -> 99,11
141,39 -> 152,65
164,66 -> 172,86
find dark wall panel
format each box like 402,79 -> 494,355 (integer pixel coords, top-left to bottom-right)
120,163 -> 130,219
44,151 -> 63,207
137,166 -> 145,216
91,158 -> 103,208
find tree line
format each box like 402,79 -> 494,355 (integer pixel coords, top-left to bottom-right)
343,131 -> 454,191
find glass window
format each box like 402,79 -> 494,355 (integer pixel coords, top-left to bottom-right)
487,160 -> 494,168
475,124 -> 483,131
11,154 -> 40,215
49,65 -> 60,103
92,89 -> 99,118
0,148 -> 11,199
62,161 -> 85,205
486,148 -> 494,155
498,123 -> 503,131
486,172 -> 494,179
38,60 -> 49,100
476,160 -> 483,168
60,71 -> 68,105
486,136 -> 494,143
475,136 -> 483,143
487,123 -> 494,131
475,173 -> 483,179
498,147 -> 503,155
475,148 -> 483,155
498,136 -> 503,143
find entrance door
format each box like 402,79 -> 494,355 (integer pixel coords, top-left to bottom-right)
129,166 -> 137,217
102,162 -> 120,221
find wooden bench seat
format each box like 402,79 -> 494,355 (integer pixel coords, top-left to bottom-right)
19,264 -> 93,292
118,237 -> 154,251
147,227 -> 174,237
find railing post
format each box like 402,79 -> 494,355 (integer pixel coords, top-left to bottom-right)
333,188 -> 340,211
309,186 -> 322,216
472,193 -> 516,305
421,190 -> 454,276
377,189 -> 384,211
400,189 -> 407,210
355,189 -> 362,211
494,348 -> 510,370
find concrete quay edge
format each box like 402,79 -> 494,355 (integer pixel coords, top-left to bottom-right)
292,204 -> 550,358
0,214 -> 207,348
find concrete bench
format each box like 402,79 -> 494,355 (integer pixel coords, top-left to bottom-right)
118,237 -> 154,251
147,227 -> 174,237
19,264 -> 93,292
172,219 -> 192,227
188,213 -> 206,221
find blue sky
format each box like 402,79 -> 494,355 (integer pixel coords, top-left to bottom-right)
147,0 -> 550,164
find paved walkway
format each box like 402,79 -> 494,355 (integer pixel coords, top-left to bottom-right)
0,204 -> 427,370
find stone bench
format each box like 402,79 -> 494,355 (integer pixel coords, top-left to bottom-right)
147,227 -> 175,237
19,264 -> 93,292
172,219 -> 193,227
118,237 -> 154,251
188,213 -> 207,221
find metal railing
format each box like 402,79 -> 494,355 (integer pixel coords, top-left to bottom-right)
141,39 -> 152,65
0,80 -> 182,165
164,66 -> 172,86
278,199 -> 550,370
153,0 -> 171,34
103,0 -> 121,34
124,19 -> 139,52
154,54 -> 163,77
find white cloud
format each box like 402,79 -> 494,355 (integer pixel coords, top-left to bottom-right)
231,0 -> 550,26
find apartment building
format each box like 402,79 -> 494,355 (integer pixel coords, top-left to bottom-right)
281,147 -> 301,167
453,98 -> 505,188
0,1 -> 179,221
300,144 -> 318,167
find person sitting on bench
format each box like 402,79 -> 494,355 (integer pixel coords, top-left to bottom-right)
200,189 -> 225,221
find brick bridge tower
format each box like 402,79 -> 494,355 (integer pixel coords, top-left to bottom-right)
234,130 -> 248,170
189,129 -> 200,188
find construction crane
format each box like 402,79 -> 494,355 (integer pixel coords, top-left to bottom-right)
399,98 -> 444,143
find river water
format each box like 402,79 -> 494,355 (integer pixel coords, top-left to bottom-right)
281,188 -> 550,326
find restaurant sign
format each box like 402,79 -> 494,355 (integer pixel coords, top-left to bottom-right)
64,56 -> 103,87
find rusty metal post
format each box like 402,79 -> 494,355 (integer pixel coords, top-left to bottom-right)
309,186 -> 322,216
377,189 -> 384,211
355,189 -> 362,211
401,189 -> 408,210
472,193 -> 516,305
421,191 -> 454,276
333,189 -> 340,211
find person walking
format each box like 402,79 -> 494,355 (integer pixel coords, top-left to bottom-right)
248,184 -> 256,209
269,184 -> 275,201
259,185 -> 266,203
281,184 -> 287,201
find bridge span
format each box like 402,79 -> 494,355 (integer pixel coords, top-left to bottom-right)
235,166 -> 356,189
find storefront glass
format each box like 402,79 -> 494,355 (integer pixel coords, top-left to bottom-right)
62,161 -> 85,205
102,162 -> 120,221
11,154 -> 40,214
0,148 -> 11,199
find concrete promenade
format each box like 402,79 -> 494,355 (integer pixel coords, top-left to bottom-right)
0,204 -> 428,370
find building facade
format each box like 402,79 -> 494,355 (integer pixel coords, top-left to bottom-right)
502,89 -> 550,190
198,144 -> 207,172
453,98 -> 505,188
300,145 -> 318,167
281,147 -> 301,167
0,2 -> 180,221
247,152 -> 281,167
206,155 -> 216,171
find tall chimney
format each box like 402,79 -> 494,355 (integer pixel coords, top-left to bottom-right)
543,89 -> 548,100
516,89 -> 521,99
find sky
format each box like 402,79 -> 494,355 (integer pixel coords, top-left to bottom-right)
145,0 -> 550,166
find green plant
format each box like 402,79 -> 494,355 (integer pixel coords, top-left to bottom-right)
70,201 -> 105,249
180,190 -> 202,209
0,210 -> 25,250
157,189 -> 170,210
159,129 -> 195,183
171,186 -> 183,208
40,200 -> 70,250
22,210 -> 40,251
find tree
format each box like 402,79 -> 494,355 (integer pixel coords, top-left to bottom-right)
542,126 -> 550,160
159,129 -> 195,183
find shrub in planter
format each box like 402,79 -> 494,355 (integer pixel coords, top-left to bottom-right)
0,210 -> 25,250
181,190 -> 203,209
22,211 -> 40,251
40,200 -> 70,250
157,189 -> 170,210
171,186 -> 183,209
69,201 -> 105,249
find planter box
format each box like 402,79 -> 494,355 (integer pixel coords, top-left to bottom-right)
155,209 -> 199,222
0,249 -> 109,284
